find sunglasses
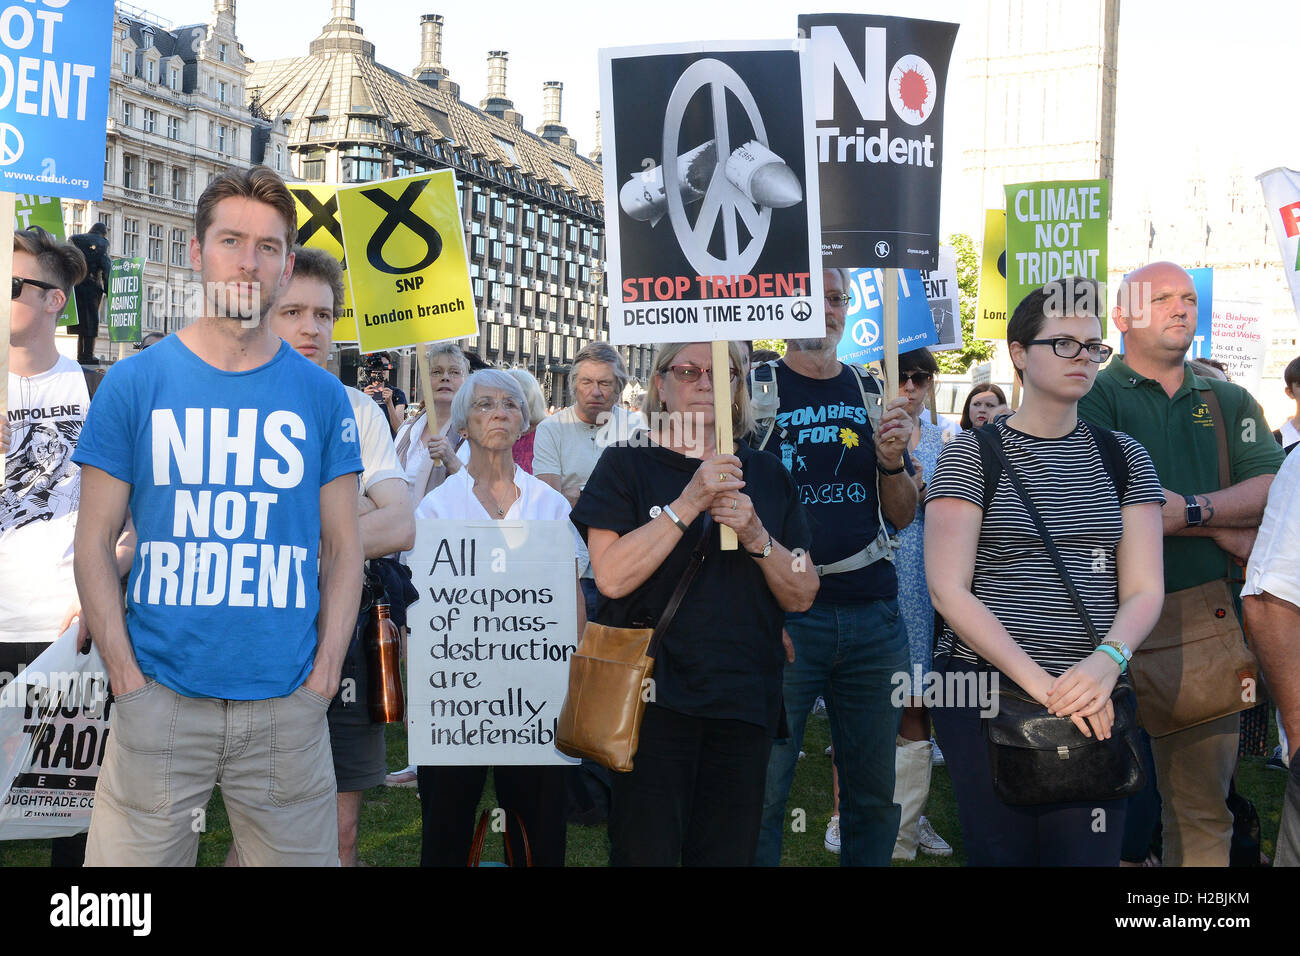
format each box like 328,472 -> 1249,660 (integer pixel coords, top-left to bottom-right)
12,276 -> 59,299
898,370 -> 933,387
666,364 -> 738,385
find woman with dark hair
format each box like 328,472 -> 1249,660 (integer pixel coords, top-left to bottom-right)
888,347 -> 953,859
571,340 -> 817,866
925,278 -> 1167,865
959,383 -> 1009,431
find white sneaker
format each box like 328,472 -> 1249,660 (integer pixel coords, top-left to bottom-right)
798,750 -> 806,760
824,814 -> 841,854
384,764 -> 418,788
917,815 -> 952,857
931,739 -> 945,766
812,696 -> 827,716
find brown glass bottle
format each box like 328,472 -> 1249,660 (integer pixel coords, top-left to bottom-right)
366,601 -> 404,723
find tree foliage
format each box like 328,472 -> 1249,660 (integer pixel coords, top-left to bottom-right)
935,232 -> 995,374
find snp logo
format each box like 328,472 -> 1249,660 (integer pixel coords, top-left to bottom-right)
50,886 -> 152,937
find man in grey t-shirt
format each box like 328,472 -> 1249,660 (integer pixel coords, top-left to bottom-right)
533,341 -> 641,618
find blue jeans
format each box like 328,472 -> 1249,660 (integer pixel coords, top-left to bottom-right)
755,599 -> 909,866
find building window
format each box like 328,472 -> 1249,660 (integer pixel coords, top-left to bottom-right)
523,249 -> 535,272
504,244 -> 515,268
525,209 -> 536,232
473,236 -> 486,259
274,144 -> 283,171
218,81 -> 228,104
145,59 -> 156,83
490,241 -> 503,263
539,214 -> 549,235
552,219 -> 561,239
550,257 -> 559,278
143,109 -> 156,134
347,117 -> 381,137
502,284 -> 514,306
122,101 -> 134,126
147,223 -> 164,262
171,168 -> 185,201
122,153 -> 136,189
301,149 -> 325,181
492,199 -> 504,220
122,49 -> 131,74
104,145 -> 112,182
473,277 -> 486,301
167,115 -> 181,140
147,160 -> 161,195
123,218 -> 140,257
169,67 -> 179,90
218,42 -> 228,62
474,193 -> 487,216
171,228 -> 187,266
341,144 -> 384,182
506,203 -> 517,226
307,119 -> 327,138
217,125 -> 227,153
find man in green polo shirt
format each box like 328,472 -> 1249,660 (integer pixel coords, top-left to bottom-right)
1079,260 -> 1283,866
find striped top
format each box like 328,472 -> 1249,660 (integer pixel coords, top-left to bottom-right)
924,420 -> 1164,675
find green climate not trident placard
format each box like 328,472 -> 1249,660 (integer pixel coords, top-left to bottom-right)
1004,179 -> 1109,334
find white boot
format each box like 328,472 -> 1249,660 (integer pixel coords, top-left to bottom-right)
892,736 -> 933,861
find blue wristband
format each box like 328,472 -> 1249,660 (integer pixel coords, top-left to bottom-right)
1096,644 -> 1128,674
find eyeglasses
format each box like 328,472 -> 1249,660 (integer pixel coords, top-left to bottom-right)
666,364 -> 738,385
1029,338 -> 1114,362
469,397 -> 522,414
898,370 -> 933,387
12,276 -> 58,299
825,292 -> 851,307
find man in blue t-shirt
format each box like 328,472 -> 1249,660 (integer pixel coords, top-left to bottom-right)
72,167 -> 364,867
754,268 -> 918,867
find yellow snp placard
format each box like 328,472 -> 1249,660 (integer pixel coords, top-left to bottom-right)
336,169 -> 477,353
974,208 -> 1008,341
289,184 -> 359,343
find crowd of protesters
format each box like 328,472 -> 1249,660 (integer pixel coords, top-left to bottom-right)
5,164 -> 1300,868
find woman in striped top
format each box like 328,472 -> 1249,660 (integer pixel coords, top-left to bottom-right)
923,278 -> 1166,866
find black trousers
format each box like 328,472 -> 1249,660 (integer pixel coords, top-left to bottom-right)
608,703 -> 773,867
0,641 -> 87,866
417,763 -> 568,866
72,288 -> 100,364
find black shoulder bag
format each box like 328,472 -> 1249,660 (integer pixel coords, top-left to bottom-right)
973,425 -> 1145,806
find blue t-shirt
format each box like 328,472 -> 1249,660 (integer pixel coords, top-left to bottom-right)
72,336 -> 363,699
757,361 -> 898,603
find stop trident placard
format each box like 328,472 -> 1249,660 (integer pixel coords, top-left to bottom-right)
336,169 -> 476,353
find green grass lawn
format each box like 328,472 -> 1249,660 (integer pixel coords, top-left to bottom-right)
2,709 -> 1286,867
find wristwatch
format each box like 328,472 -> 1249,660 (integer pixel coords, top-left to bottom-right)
1101,639 -> 1132,664
1183,494 -> 1203,528
746,535 -> 773,559
876,460 -> 907,476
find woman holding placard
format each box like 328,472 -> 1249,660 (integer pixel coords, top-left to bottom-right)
395,343 -> 471,508
413,369 -> 583,866
571,340 -> 818,866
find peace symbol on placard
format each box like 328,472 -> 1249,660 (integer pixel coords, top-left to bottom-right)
0,124 -> 25,166
662,59 -> 771,277
791,301 -> 812,321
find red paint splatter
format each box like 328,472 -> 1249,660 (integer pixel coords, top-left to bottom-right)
898,68 -> 930,115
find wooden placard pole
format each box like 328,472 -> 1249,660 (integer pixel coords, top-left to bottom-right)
415,346 -> 440,465
882,268 -> 899,403
927,385 -> 939,428
711,338 -> 737,551
1010,374 -> 1021,411
0,193 -> 14,484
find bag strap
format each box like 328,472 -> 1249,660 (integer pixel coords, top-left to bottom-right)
1192,384 -> 1237,581
1193,384 -> 1231,490
503,810 -> 532,868
974,424 -> 1103,647
647,515 -> 713,658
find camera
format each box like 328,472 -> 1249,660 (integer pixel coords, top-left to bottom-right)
362,353 -> 392,402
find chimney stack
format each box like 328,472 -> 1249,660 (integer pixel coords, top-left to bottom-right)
414,14 -> 447,78
590,110 -> 602,163
538,81 -> 571,145
329,0 -> 355,20
481,51 -> 520,123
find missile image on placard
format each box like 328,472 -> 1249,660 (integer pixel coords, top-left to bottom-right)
620,139 -> 803,226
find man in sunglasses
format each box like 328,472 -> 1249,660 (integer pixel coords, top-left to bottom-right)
754,267 -> 919,867
1,228 -> 94,864
1079,260 -> 1284,866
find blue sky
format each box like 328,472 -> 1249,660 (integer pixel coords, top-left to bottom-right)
151,0 -> 1300,236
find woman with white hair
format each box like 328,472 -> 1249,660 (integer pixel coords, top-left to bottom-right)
394,342 -> 470,508
505,367 -> 549,474
413,369 -> 584,866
